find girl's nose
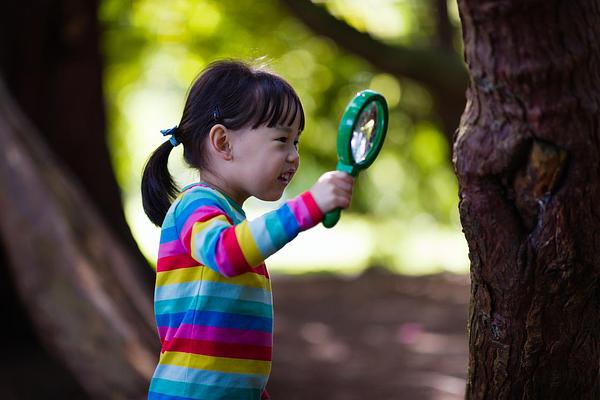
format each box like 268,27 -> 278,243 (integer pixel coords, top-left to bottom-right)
287,147 -> 299,163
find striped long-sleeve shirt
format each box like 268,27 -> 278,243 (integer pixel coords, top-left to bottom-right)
149,183 -> 323,400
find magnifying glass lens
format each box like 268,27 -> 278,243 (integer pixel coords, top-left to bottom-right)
351,102 -> 378,163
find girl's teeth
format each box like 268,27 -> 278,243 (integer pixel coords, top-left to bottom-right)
279,173 -> 290,182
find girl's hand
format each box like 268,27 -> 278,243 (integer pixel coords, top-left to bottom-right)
310,171 -> 355,214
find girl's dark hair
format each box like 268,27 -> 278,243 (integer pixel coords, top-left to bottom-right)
141,59 -> 305,226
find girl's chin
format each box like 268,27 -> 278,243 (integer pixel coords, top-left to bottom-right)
256,189 -> 285,202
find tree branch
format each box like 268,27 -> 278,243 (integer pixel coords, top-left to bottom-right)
434,0 -> 454,51
279,0 -> 468,100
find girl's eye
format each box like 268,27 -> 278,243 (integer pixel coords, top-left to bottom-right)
276,137 -> 287,143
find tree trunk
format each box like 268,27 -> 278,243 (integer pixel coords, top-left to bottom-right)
454,0 -> 600,398
0,0 -> 153,288
0,1 -> 157,397
0,78 -> 158,399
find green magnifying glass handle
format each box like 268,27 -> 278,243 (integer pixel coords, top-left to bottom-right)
323,208 -> 341,228
322,163 -> 356,229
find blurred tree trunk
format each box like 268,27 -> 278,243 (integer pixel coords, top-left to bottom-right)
454,0 -> 600,398
0,0 -> 157,398
0,76 -> 158,399
0,0 -> 152,286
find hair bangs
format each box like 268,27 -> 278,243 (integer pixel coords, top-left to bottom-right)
250,75 -> 305,131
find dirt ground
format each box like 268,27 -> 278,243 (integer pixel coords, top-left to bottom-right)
269,269 -> 470,400
1,269 -> 470,399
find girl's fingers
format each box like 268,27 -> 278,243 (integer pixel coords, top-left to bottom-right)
331,171 -> 354,184
318,171 -> 354,210
336,184 -> 353,193
333,189 -> 352,208
333,186 -> 352,197
331,176 -> 354,191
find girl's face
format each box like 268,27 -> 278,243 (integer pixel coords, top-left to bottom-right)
228,114 -> 302,203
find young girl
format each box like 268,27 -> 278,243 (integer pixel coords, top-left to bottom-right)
141,60 -> 354,400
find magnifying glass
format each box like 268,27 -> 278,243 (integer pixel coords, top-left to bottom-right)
323,89 -> 389,228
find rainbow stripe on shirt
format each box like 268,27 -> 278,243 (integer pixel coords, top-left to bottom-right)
149,183 -> 323,400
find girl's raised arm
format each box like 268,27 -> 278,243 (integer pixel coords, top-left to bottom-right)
177,191 -> 323,277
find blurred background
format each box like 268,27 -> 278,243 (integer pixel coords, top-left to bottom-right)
103,0 -> 468,275
0,0 -> 471,399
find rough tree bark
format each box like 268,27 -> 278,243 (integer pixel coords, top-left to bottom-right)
454,0 -> 600,398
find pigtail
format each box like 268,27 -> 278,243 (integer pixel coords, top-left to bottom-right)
141,140 -> 179,227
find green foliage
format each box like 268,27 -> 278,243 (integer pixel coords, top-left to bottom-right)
100,0 -> 467,273
323,0 -> 462,47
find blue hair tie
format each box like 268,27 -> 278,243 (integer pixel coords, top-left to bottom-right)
213,106 -> 222,123
160,126 -> 180,147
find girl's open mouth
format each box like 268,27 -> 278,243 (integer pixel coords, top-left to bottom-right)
278,171 -> 294,184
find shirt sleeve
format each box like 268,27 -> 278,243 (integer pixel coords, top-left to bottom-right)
178,191 -> 323,277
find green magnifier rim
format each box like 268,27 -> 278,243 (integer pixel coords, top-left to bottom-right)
337,89 -> 389,175
322,89 -> 389,229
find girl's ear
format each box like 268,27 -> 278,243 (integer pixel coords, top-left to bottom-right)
208,124 -> 233,160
